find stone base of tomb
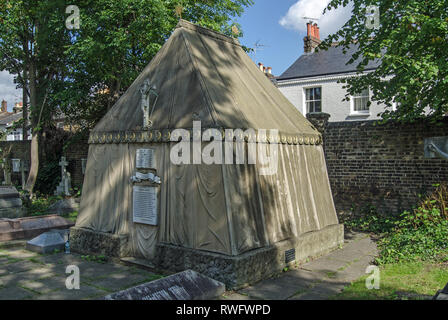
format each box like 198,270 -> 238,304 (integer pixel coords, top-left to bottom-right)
156,224 -> 344,290
70,226 -> 129,257
70,224 -> 344,290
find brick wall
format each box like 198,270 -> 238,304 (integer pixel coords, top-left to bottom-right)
65,139 -> 89,187
307,114 -> 448,214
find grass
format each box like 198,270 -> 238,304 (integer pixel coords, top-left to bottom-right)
336,261 -> 448,300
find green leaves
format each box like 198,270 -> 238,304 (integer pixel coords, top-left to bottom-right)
320,0 -> 448,123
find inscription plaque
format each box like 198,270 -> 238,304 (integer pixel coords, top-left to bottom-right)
133,186 -> 158,225
136,148 -> 154,169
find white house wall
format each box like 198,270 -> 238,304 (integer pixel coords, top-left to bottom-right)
277,76 -> 389,122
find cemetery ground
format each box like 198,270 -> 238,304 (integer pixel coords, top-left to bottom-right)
0,183 -> 447,300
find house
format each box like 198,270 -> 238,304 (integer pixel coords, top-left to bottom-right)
0,100 -> 31,141
276,23 -> 391,122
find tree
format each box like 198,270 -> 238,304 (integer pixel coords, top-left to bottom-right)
54,0 -> 253,129
320,0 -> 448,123
0,0 -> 71,196
0,0 -> 252,195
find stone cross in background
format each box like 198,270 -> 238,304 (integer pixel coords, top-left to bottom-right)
54,156 -> 71,196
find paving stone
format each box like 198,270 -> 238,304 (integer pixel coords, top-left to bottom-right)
3,260 -> 40,274
34,284 -> 108,300
220,292 -> 255,300
19,275 -> 68,294
289,281 -> 348,300
0,286 -> 36,300
3,249 -> 39,260
86,272 -> 157,292
240,273 -> 315,300
300,257 -> 349,274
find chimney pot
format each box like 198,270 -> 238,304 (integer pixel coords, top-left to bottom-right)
267,67 -> 272,74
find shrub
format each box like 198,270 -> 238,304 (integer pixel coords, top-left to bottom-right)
376,183 -> 448,264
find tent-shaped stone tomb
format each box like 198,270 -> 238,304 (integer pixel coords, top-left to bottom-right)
71,20 -> 343,289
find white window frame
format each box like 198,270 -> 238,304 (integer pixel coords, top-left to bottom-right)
350,88 -> 370,115
302,86 -> 322,114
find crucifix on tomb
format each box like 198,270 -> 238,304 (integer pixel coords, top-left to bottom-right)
139,79 -> 158,129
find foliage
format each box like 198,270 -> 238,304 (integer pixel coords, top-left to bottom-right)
341,204 -> 397,234
34,161 -> 61,196
52,0 -> 253,129
336,261 -> 448,300
342,184 -> 448,264
25,194 -> 62,216
81,254 -> 107,264
321,0 -> 448,123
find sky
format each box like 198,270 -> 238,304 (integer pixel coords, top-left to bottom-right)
235,0 -> 352,76
0,0 -> 352,108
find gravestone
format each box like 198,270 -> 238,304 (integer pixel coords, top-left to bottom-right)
26,229 -> 69,254
54,156 -> 71,196
47,198 -> 79,215
104,269 -> 225,300
2,158 -> 11,185
0,215 -> 74,241
0,186 -> 23,218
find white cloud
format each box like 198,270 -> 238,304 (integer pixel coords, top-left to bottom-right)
279,0 -> 353,38
0,70 -> 21,111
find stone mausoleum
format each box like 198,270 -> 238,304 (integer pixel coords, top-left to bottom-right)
71,20 -> 343,289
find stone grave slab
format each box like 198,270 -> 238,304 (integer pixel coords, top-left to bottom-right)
26,229 -> 69,254
47,198 -> 79,215
0,186 -> 23,218
104,269 -> 225,300
0,215 -> 74,241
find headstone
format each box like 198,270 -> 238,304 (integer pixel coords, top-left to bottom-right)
54,156 -> 71,196
25,229 -> 69,254
0,215 -> 75,241
132,186 -> 157,225
0,186 -> 23,218
47,198 -> 79,214
81,158 -> 87,175
104,269 -> 225,300
11,159 -> 20,173
2,158 -> 11,185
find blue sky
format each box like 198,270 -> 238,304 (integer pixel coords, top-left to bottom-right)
235,0 -> 352,76
236,0 -> 305,77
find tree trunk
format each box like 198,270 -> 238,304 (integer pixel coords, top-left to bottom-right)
22,69 -> 28,141
24,60 -> 38,196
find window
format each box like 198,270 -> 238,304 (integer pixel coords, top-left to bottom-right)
13,131 -> 21,140
351,88 -> 370,114
305,87 -> 322,113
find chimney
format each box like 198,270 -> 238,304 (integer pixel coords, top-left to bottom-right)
258,63 -> 264,72
304,22 -> 322,53
266,67 -> 272,75
1,100 -> 7,113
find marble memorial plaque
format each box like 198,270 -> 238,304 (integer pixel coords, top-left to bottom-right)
104,269 -> 225,300
133,186 -> 157,225
136,148 -> 154,169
